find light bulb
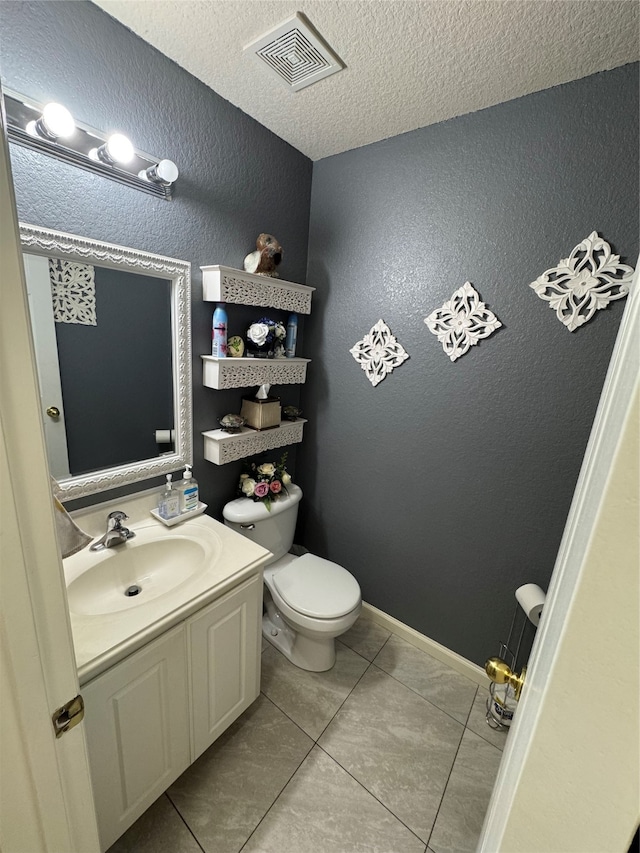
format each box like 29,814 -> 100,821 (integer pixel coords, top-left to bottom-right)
41,102 -> 75,138
105,133 -> 135,164
88,133 -> 135,166
139,159 -> 179,185
25,102 -> 75,140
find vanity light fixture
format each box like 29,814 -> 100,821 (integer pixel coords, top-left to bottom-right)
3,89 -> 178,199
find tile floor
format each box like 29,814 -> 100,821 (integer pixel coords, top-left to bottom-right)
107,615 -> 507,853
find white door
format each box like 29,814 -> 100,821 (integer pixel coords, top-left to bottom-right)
0,107 -> 100,851
23,252 -> 71,479
479,269 -> 639,852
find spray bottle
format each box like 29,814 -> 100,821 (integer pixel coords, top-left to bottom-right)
285,313 -> 298,358
212,303 -> 228,357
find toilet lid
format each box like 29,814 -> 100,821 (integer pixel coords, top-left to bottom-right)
272,554 -> 361,619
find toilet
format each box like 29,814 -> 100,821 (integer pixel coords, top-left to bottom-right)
223,484 -> 361,671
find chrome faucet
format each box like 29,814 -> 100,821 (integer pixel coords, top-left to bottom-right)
90,511 -> 136,551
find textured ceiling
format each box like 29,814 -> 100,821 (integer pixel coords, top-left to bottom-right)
93,0 -> 639,161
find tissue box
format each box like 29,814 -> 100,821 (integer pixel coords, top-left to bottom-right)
240,396 -> 281,430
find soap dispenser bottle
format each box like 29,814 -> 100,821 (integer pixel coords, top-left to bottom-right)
177,464 -> 199,514
159,473 -> 180,519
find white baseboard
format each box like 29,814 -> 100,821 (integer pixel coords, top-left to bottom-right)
362,602 -> 488,687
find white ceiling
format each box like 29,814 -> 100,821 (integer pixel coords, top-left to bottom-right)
93,0 -> 639,161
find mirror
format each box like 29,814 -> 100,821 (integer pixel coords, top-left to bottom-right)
20,223 -> 192,500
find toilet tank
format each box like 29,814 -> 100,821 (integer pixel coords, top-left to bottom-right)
223,484 -> 302,565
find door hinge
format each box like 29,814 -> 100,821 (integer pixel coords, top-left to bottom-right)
52,694 -> 84,738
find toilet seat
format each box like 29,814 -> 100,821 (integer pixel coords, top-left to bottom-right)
271,554 -> 360,619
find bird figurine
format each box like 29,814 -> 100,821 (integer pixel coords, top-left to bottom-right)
243,233 -> 283,277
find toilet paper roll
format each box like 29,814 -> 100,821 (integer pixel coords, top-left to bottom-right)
515,584 -> 546,626
154,429 -> 175,444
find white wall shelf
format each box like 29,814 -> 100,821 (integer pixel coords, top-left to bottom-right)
202,264 -> 312,464
201,265 -> 315,315
202,420 -> 306,465
202,355 -> 310,389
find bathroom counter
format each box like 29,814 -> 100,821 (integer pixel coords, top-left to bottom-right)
64,509 -> 271,684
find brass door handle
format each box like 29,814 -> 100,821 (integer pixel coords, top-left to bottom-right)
46,406 -> 60,419
485,656 -> 527,701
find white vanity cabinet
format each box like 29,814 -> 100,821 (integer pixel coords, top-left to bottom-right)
82,572 -> 263,851
200,265 -> 314,464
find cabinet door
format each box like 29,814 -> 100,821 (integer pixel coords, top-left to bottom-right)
189,573 -> 262,760
82,626 -> 190,851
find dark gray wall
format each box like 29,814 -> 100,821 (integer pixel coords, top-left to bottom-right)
300,63 -> 639,666
0,0 -> 312,514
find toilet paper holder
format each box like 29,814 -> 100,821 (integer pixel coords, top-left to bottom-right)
484,584 -> 545,729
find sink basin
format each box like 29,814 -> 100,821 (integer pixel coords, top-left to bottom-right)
67,536 -> 209,615
62,511 -> 272,684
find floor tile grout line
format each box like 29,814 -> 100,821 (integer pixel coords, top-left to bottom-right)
340,628 -> 393,666
363,660 -> 477,733
236,737 -> 317,853
314,741 -> 433,849
424,711 -> 469,851
262,640 -> 374,742
369,637 -> 481,727
312,651 -> 376,742
259,688 -> 319,743
169,690 -> 314,853
164,791 -> 208,853
464,685 -> 479,728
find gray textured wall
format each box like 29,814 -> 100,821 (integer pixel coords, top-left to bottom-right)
300,63 -> 639,665
0,0 -> 312,514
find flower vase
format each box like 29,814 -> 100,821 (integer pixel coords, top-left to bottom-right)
246,340 -> 275,359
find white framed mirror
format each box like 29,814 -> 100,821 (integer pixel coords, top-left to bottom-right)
20,223 -> 192,500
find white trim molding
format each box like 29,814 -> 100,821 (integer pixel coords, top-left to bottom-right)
361,602 -> 487,686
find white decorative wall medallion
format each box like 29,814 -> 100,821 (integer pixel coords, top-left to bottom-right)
49,258 -> 96,325
424,281 -> 502,362
529,232 -> 634,332
349,319 -> 409,387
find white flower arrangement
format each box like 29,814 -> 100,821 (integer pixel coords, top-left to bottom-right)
238,454 -> 291,511
246,317 -> 286,353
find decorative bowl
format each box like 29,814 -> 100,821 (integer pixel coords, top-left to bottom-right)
282,405 -> 302,421
219,413 -> 246,433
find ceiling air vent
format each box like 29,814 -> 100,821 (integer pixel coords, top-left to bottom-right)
244,12 -> 344,92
